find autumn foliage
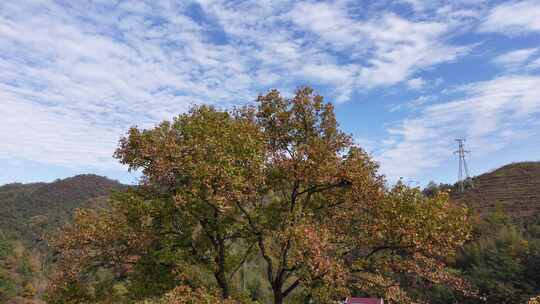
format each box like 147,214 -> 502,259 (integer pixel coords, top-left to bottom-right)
47,87 -> 472,304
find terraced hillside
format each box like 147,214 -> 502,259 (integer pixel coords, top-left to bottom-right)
451,162 -> 540,219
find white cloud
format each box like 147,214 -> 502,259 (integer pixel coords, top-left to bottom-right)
377,75 -> 540,180
399,0 -> 427,11
389,95 -> 435,112
493,48 -> 538,68
0,92 -> 122,169
0,0 -> 253,168
479,0 -> 540,34
289,3 -> 471,89
407,77 -> 427,90
529,57 -> 540,70
0,0 -> 506,173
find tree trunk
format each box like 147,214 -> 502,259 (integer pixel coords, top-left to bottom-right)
215,233 -> 230,298
273,287 -> 284,304
215,270 -> 230,299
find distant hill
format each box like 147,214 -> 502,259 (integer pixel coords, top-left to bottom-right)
0,174 -> 127,244
451,162 -> 540,219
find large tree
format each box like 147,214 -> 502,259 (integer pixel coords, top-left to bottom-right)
239,87 -> 473,304
48,87 -> 473,304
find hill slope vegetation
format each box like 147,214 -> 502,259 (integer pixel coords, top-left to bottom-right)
0,174 -> 126,243
0,174 -> 126,303
451,162 -> 540,219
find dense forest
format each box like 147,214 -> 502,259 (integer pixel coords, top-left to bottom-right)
0,174 -> 125,244
0,175 -> 125,303
1,88 -> 540,303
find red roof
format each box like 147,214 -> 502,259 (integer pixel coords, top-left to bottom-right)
345,298 -> 383,304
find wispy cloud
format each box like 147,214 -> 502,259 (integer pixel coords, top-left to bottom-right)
378,75 -> 540,180
0,93 -> 121,168
0,0 -> 254,168
0,0 -> 476,169
530,58 -> 540,70
289,2 -> 472,89
479,0 -> 540,34
1,0 -> 539,185
389,95 -> 435,112
493,48 -> 539,68
407,77 -> 427,90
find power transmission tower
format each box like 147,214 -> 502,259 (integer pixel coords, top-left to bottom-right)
454,138 -> 474,192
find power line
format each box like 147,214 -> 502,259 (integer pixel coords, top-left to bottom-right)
454,138 -> 474,192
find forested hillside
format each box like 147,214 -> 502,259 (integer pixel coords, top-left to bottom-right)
0,175 -> 126,303
420,163 -> 540,303
0,174 -> 126,244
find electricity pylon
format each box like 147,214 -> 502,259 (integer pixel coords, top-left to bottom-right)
455,138 -> 474,192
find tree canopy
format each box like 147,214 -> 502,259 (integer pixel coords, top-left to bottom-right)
47,87 -> 473,304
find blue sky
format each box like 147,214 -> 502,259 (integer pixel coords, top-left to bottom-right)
1,0 -> 540,186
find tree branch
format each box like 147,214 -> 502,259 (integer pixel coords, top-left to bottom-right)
228,241 -> 256,282
282,279 -> 301,298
